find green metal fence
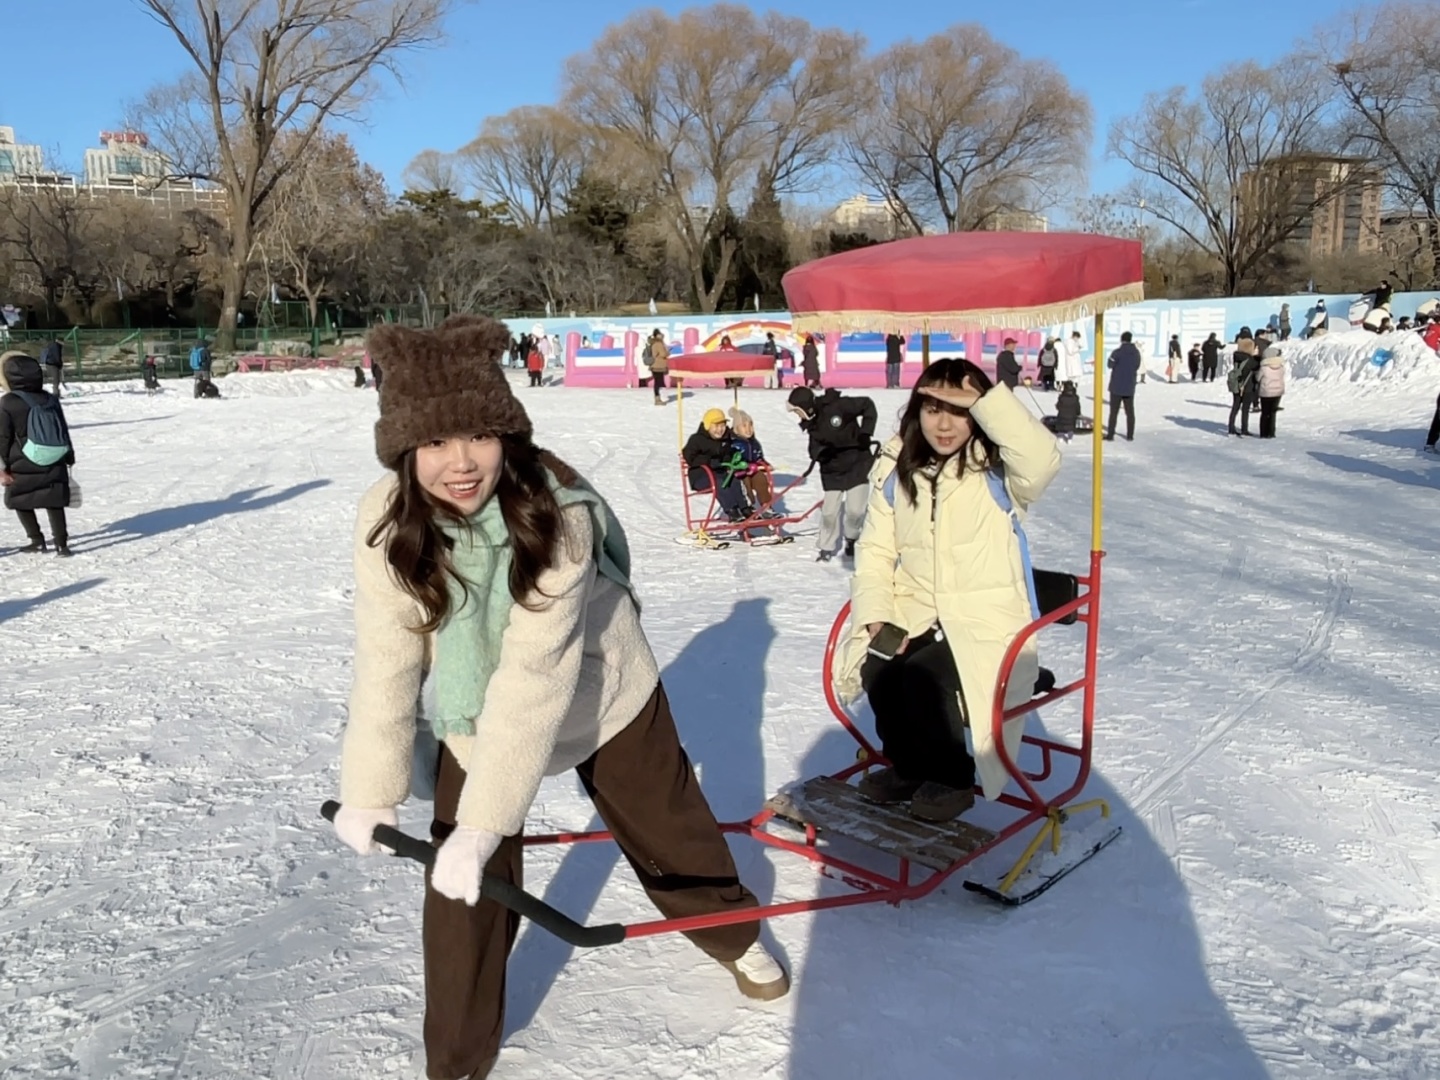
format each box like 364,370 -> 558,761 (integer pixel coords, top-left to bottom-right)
0,326 -> 335,382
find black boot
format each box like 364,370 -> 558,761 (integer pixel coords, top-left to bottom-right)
843,538 -> 856,560
55,542 -> 72,558
22,536 -> 47,554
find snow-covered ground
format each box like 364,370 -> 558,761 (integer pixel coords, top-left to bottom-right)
3,334 -> 1438,1080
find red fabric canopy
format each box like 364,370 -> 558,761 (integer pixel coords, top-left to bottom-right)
666,352 -> 775,380
781,232 -> 1144,335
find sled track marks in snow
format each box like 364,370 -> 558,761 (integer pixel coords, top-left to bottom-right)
1133,560 -> 1351,816
1109,542 -> 1246,669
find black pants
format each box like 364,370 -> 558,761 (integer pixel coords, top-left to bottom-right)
1188,359 -> 1200,381
1427,392 -> 1440,447
1202,360 -> 1218,382
1105,394 -> 1135,439
16,507 -> 68,546
1228,394 -> 1253,434
422,685 -> 757,1080
652,373 -> 667,398
1259,396 -> 1280,438
691,473 -> 748,517
1039,367 -> 1056,390
861,630 -> 975,789
528,370 -> 543,386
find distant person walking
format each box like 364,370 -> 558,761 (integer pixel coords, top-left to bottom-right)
1104,332 -> 1142,442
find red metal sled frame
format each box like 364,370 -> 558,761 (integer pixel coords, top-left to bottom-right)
680,457 -> 823,546
517,550 -> 1105,940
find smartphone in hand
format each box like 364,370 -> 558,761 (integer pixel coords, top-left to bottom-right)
866,622 -> 908,661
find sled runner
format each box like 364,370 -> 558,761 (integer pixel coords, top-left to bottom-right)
323,232 -> 1137,943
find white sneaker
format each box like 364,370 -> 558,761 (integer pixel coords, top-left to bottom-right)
720,942 -> 790,1001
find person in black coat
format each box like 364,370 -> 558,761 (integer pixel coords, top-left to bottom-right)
787,386 -> 877,562
1201,333 -> 1221,382
995,338 -> 1021,389
1,352 -> 75,555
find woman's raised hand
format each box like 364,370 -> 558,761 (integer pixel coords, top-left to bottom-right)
917,376 -> 982,410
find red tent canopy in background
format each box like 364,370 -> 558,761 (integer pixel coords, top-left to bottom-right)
666,352 -> 776,380
781,232 -> 1145,336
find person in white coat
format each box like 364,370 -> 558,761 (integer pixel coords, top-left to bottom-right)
1057,330 -> 1085,389
837,357 -> 1062,823
1257,345 -> 1286,439
332,315 -> 787,1080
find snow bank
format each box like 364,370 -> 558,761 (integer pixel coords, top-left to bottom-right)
211,368 -> 362,397
1281,328 -> 1439,386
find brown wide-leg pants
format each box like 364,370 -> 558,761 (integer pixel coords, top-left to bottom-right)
422,682 -> 760,1080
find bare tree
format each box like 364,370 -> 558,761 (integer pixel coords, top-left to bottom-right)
1108,60 -> 1348,295
257,130 -> 389,325
0,185 -> 101,320
563,4 -> 859,312
455,106 -> 582,227
402,148 -> 462,194
847,25 -> 1091,235
1314,2 -> 1440,287
134,0 -> 459,348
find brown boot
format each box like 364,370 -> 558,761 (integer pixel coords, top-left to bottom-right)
908,782 -> 975,822
856,766 -> 922,805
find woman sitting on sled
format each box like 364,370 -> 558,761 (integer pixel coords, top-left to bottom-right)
331,317 -> 786,1080
836,357 -> 1061,824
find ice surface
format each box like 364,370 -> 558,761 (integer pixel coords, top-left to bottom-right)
2,346 -> 1438,1079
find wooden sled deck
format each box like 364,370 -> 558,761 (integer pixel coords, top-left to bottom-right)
765,775 -> 996,872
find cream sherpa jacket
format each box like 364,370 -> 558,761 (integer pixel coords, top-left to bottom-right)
339,475 -> 660,835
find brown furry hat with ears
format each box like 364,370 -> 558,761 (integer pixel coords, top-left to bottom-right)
368,314 -> 531,469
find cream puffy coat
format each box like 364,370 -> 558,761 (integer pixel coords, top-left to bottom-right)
838,384 -> 1062,799
339,475 -> 660,835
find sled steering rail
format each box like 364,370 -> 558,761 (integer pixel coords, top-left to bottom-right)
322,550 -> 1111,947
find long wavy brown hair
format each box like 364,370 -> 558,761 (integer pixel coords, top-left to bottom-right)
892,357 -> 999,505
367,436 -> 580,633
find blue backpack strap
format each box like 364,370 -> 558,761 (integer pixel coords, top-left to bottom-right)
984,469 -> 1040,621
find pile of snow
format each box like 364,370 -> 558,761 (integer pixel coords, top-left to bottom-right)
210,368 -> 363,398
1282,328 -> 1438,386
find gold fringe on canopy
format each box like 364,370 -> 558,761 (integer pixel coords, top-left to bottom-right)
669,366 -> 774,381
788,283 -> 1147,337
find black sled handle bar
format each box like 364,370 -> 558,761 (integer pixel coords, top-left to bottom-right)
320,801 -> 626,948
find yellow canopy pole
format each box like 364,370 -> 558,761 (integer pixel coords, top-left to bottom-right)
676,378 -> 685,450
1091,312 -> 1105,553
922,331 -> 931,368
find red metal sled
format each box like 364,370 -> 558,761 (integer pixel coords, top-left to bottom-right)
512,551 -> 1112,944
679,458 -> 822,548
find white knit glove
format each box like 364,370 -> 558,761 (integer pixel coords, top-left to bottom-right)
432,826 -> 504,906
334,805 -> 399,856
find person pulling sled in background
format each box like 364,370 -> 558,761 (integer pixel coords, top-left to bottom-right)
786,385 -> 877,563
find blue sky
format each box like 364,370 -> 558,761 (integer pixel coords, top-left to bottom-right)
5,0 -> 1361,207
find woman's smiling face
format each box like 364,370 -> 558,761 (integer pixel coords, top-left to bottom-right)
413,435 -> 504,514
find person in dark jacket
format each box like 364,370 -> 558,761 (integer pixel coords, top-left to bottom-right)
787,386 -> 877,562
801,335 -> 821,388
884,333 -> 904,389
40,338 -> 64,396
1053,383 -> 1082,441
1201,333 -> 1221,382
1187,342 -> 1203,382
995,338 -> 1021,389
683,408 -> 751,521
1,352 -> 75,555
1104,332 -> 1142,442
1037,337 -> 1059,390
1227,339 -> 1261,436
